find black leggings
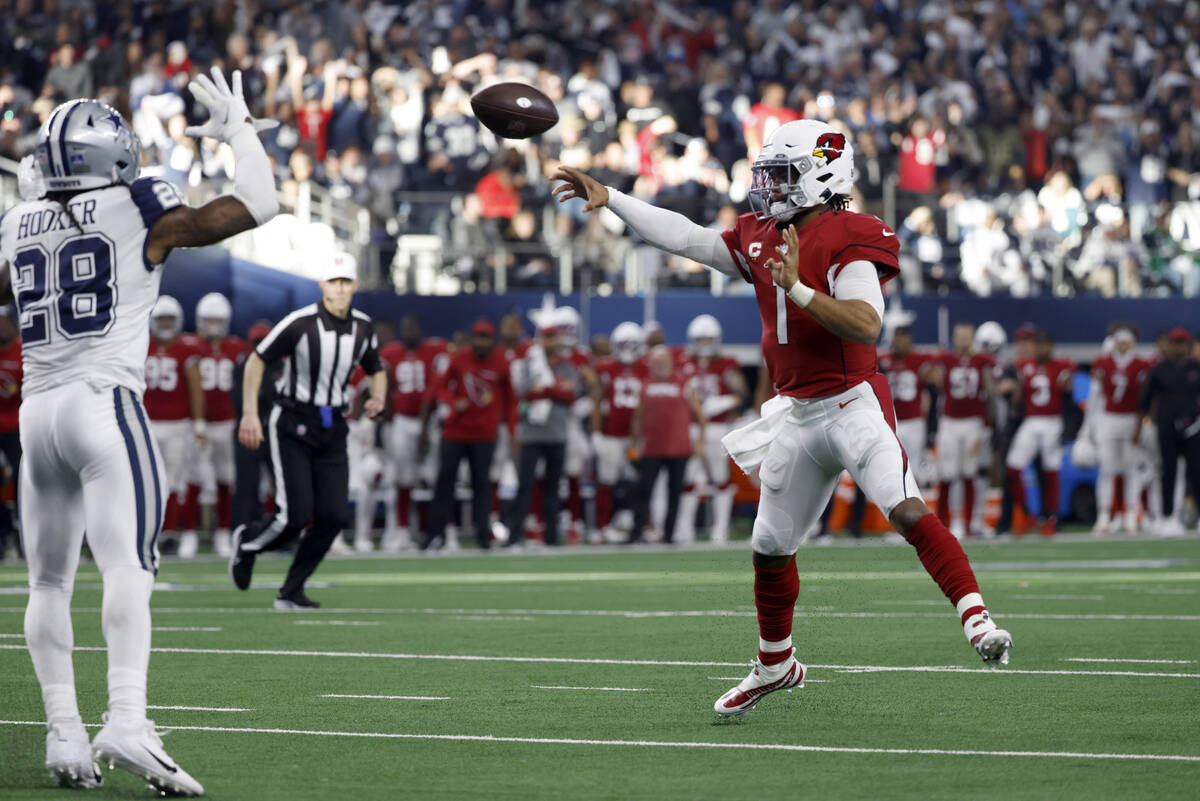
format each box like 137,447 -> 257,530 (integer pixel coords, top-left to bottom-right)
428,438 -> 496,548
1157,425 -> 1200,518
632,457 -> 687,543
507,442 -> 566,545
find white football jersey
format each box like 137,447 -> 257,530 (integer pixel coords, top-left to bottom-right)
0,177 -> 183,397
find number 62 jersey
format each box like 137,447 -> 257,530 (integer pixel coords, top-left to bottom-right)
720,209 -> 900,399
0,177 -> 183,398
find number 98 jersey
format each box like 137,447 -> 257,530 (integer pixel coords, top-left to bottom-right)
0,177 -> 183,398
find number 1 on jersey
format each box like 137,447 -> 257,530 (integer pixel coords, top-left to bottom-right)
775,285 -> 789,345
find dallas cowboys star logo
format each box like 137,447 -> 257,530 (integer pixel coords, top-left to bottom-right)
103,111 -> 123,133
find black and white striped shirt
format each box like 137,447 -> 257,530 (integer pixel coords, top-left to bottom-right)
255,302 -> 382,409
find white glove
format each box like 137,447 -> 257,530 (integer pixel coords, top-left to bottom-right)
17,154 -> 45,200
186,67 -> 278,141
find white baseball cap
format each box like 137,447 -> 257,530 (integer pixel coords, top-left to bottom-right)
323,252 -> 358,282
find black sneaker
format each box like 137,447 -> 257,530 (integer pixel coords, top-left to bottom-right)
273,591 -> 320,610
228,524 -> 256,591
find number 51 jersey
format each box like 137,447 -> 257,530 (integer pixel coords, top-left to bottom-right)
0,177 -> 183,398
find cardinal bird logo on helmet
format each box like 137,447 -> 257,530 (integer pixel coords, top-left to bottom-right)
812,132 -> 846,163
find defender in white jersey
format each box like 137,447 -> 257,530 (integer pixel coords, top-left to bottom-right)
0,69 -> 278,795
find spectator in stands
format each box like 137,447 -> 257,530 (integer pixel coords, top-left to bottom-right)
743,82 -> 799,163
45,43 -> 93,101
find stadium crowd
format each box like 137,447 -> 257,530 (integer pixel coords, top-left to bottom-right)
3,0 -> 1200,295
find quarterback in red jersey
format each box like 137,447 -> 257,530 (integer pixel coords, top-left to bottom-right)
1006,332 -> 1075,536
1088,326 -> 1151,534
378,316 -> 448,548
553,119 -> 1011,716
144,295 -> 205,552
676,314 -> 748,543
192,293 -> 249,556
591,322 -> 648,539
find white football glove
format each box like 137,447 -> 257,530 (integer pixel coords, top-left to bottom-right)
17,154 -> 45,200
186,67 -> 278,141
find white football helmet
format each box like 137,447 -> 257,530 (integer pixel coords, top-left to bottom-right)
974,321 -> 1007,355
611,322 -> 644,365
749,119 -> 855,221
687,314 -> 722,358
195,292 -> 232,339
151,295 -> 184,341
552,306 -> 582,348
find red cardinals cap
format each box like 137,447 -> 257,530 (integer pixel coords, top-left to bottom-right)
248,322 -> 273,342
1168,326 -> 1192,342
1014,325 -> 1036,341
472,319 -> 496,336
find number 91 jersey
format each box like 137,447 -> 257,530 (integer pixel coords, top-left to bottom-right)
0,177 -> 183,398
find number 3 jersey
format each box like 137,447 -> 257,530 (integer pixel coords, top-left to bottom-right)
0,177 -> 183,398
720,209 -> 900,399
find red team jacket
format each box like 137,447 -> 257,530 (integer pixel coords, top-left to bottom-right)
0,339 -> 21,433
379,339 -> 450,419
145,334 -> 202,421
195,336 -> 249,423
936,351 -> 994,420
721,210 -> 900,398
639,377 -> 694,458
434,347 -> 517,442
878,350 -> 930,422
595,357 -> 648,438
1018,358 -> 1074,417
1091,353 -> 1150,415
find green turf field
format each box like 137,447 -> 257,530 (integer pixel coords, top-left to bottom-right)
1,536 -> 1198,800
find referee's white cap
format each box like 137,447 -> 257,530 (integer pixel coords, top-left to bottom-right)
322,252 -> 358,282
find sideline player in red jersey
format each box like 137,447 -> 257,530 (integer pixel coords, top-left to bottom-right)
378,316 -> 447,549
144,296 -> 205,554
676,314 -> 747,543
591,322 -> 648,541
553,119 -> 1012,717
1089,325 -> 1150,534
1006,331 -> 1075,536
930,323 -> 996,538
192,292 -> 249,556
877,326 -> 934,487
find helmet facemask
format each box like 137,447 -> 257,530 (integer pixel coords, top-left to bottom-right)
750,156 -> 819,221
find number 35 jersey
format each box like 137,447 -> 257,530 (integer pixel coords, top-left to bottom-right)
720,210 -> 900,399
0,177 -> 183,398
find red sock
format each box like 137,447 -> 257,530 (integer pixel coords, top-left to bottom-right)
596,485 -> 614,529
755,555 -> 799,665
216,484 -> 232,530
396,488 -> 411,528
937,482 -> 952,526
163,496 -> 180,532
180,484 -> 201,531
904,513 -> 980,606
1006,468 -> 1025,513
567,477 -> 584,522
1043,471 -> 1060,518
964,479 -> 975,532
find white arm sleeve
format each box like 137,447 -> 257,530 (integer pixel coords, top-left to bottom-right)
830,260 -> 885,324
227,125 -> 279,225
605,188 -> 738,277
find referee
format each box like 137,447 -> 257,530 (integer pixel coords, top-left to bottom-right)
229,253 -> 387,609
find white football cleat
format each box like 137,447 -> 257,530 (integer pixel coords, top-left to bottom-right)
974,628 -> 1013,666
177,531 -> 199,559
92,718 -> 204,797
45,722 -> 102,789
212,529 -> 232,557
713,649 -> 806,716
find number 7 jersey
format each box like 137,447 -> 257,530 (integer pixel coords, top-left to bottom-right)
720,209 -> 900,398
0,177 -> 182,398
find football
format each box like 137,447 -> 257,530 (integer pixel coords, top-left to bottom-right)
470,82 -> 559,139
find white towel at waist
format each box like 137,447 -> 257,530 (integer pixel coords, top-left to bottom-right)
721,395 -> 792,475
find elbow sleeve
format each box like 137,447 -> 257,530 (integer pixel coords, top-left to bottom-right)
607,189 -> 737,276
228,126 -> 279,225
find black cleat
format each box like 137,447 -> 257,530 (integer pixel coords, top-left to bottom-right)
274,591 -> 320,610
228,525 -> 256,591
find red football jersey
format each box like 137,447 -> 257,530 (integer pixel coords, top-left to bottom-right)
936,351 -> 994,420
1020,357 -> 1074,417
196,336 -> 249,423
721,210 -> 900,398
436,347 -> 518,442
640,377 -> 693,458
379,339 -> 450,418
595,357 -> 648,437
0,339 -> 21,433
1092,353 -> 1150,415
878,350 -> 930,422
680,355 -> 741,422
144,335 -> 202,421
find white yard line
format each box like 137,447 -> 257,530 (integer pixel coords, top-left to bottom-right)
1064,658 -> 1195,665
0,719 -> 1195,762
320,694 -> 449,701
293,620 -> 381,627
0,633 -> 23,638
146,705 -> 251,712
531,685 -> 652,692
1009,594 -> 1105,601
2,643 -> 1195,678
152,627 -> 223,632
450,615 -> 536,622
